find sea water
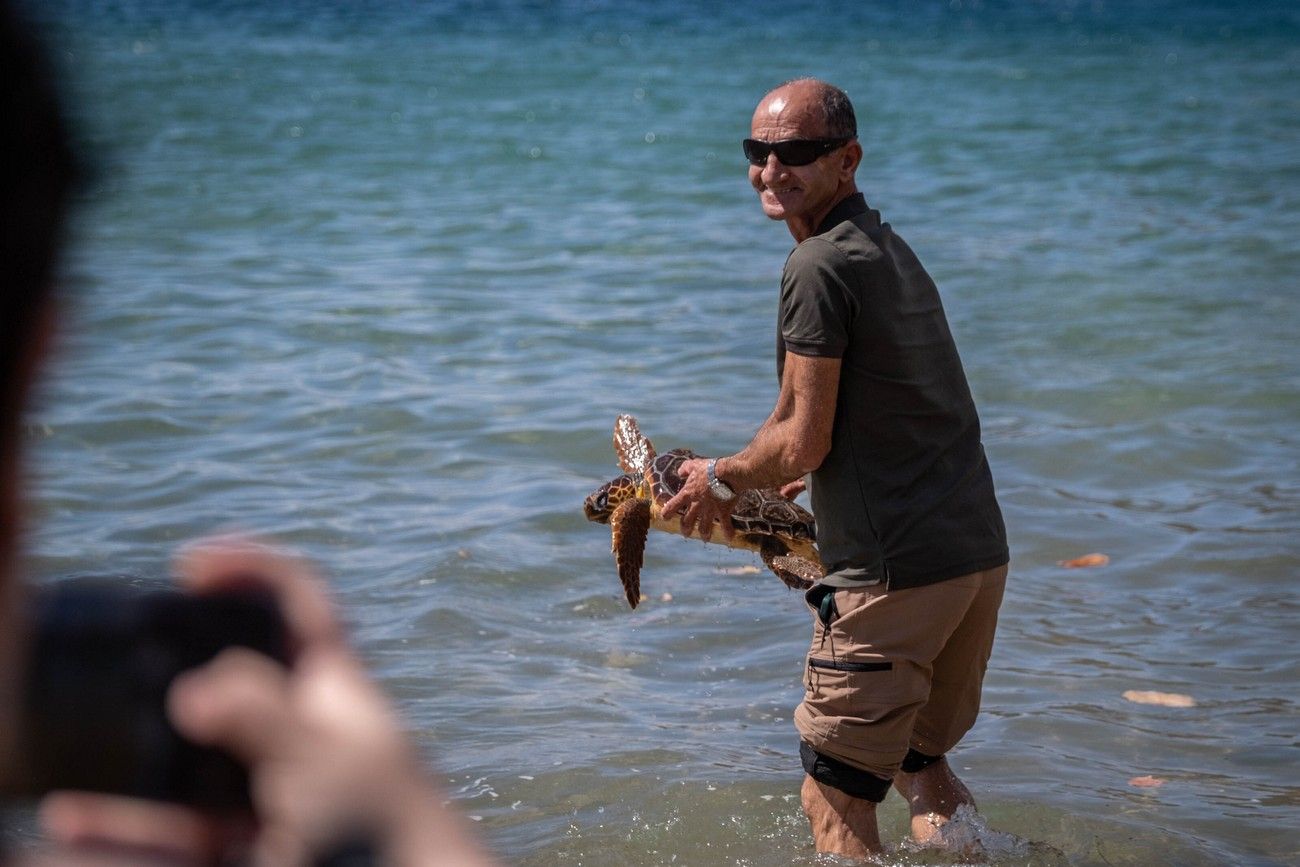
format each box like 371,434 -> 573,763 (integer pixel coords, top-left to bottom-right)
14,1 -> 1299,864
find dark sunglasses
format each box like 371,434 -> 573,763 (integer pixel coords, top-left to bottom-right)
742,137 -> 852,167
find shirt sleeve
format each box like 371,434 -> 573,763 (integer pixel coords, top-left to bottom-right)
779,238 -> 855,358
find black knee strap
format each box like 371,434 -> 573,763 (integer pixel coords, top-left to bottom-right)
800,742 -> 892,803
900,748 -> 944,774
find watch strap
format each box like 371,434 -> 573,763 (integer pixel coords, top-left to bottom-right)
706,458 -> 736,501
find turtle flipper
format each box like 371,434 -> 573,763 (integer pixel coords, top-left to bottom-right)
610,496 -> 651,608
614,414 -> 656,476
760,539 -> 821,590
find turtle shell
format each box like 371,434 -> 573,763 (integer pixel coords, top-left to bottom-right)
645,448 -> 699,507
646,448 -> 816,548
731,490 -> 816,543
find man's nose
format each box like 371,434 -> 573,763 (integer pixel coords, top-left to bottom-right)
761,152 -> 787,181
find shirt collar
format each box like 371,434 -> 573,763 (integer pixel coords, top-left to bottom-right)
814,192 -> 875,237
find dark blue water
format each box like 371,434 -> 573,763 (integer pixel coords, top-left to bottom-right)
16,1 -> 1300,863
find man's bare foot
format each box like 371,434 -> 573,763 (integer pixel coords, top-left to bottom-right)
892,758 -> 976,846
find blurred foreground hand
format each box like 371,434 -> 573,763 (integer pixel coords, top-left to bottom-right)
34,536 -> 498,867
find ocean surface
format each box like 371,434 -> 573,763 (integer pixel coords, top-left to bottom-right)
12,1 -> 1299,864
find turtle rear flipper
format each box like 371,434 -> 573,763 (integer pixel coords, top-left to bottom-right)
610,496 -> 651,608
760,538 -> 821,590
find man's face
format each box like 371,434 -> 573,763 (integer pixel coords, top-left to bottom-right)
748,88 -> 849,227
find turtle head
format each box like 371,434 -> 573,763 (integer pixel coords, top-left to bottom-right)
583,473 -> 640,524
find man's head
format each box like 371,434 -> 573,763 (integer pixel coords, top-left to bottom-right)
2,1 -> 74,495
746,79 -> 861,241
1,0 -> 77,777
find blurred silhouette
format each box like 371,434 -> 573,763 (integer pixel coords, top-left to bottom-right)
0,3 -> 497,864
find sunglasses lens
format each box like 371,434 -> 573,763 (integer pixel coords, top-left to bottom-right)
743,139 -> 843,167
774,141 -> 819,166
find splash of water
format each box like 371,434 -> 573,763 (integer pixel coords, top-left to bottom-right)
933,804 -> 1028,859
878,804 -> 1054,866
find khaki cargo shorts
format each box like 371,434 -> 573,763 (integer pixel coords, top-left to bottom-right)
793,564 -> 1008,784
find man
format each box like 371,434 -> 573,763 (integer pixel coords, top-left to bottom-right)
663,78 -> 1009,858
1,5 -> 496,864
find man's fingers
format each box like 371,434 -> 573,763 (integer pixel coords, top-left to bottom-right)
167,647 -> 295,765
679,504 -> 696,538
718,514 -> 735,540
693,507 -> 714,542
661,492 -> 684,518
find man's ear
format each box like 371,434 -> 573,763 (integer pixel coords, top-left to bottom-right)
839,140 -> 863,180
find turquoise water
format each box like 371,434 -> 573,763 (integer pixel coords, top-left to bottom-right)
16,1 -> 1300,864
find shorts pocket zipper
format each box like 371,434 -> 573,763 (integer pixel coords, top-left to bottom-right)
808,657 -> 893,673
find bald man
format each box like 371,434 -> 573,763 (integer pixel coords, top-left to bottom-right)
663,79 -> 1010,857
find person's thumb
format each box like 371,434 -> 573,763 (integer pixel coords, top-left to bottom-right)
168,646 -> 294,764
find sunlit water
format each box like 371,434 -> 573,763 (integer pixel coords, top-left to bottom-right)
12,1 -> 1299,864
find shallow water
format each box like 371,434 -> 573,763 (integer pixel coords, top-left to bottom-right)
14,1 -> 1300,864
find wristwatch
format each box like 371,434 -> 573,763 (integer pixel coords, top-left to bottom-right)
705,458 -> 736,502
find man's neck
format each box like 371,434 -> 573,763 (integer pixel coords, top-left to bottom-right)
786,184 -> 859,243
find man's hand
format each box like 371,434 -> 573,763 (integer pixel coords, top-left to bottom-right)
779,478 -> 807,500
662,458 -> 737,543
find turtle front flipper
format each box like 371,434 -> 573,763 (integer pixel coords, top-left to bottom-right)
610,496 -> 652,608
614,414 -> 656,476
760,538 -> 821,590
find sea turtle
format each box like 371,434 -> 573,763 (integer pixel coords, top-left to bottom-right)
583,414 -> 823,608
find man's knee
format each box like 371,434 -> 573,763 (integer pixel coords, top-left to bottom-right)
800,741 -> 893,803
900,747 -> 944,774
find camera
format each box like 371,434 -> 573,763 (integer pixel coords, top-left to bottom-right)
3,577 -> 288,811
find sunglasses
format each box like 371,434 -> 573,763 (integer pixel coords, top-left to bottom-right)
742,137 -> 852,167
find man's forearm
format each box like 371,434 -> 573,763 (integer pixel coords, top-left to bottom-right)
714,352 -> 841,493
716,411 -> 823,491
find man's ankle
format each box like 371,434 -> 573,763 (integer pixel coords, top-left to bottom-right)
896,758 -> 976,817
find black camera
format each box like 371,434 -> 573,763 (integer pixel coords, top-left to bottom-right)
3,577 -> 288,811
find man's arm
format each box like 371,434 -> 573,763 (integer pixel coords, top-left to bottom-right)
717,352 -> 840,490
662,352 -> 840,541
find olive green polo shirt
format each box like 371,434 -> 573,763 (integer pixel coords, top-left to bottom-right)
778,193 -> 1008,589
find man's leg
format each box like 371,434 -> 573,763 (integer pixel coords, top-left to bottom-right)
798,741 -> 894,856
801,774 -> 882,858
795,567 -> 1005,853
896,563 -> 1007,845
892,756 -> 975,845
794,576 -> 986,857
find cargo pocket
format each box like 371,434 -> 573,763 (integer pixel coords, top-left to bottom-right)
804,583 -> 839,627
801,654 -> 897,722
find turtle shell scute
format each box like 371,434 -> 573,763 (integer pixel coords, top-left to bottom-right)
731,489 -> 816,543
646,448 -> 701,505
